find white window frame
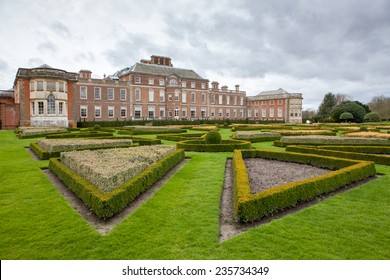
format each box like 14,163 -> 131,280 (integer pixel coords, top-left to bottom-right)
80,105 -> 87,118
80,86 -> 87,99
191,92 -> 196,103
94,105 -> 101,118
135,77 -> 141,84
120,107 -> 127,118
135,88 -> 141,101
191,82 -> 195,89
148,78 -> 154,85
120,89 -> 126,100
149,89 -> 154,102
108,88 -> 114,100
182,91 -> 186,103
159,89 -> 165,102
108,106 -> 115,118
175,90 -> 180,101
94,87 -> 101,100
159,79 -> 165,86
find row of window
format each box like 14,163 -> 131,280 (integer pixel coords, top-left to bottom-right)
30,80 -> 67,93
210,94 -> 244,106
79,86 -> 246,107
79,105 -> 246,119
248,100 -> 285,106
247,107 -> 283,118
80,86 -> 127,100
31,97 -> 66,116
80,105 -> 128,119
134,77 -> 206,89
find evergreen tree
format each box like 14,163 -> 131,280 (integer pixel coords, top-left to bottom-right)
330,101 -> 367,123
316,92 -> 337,122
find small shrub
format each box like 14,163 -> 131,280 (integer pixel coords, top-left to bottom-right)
93,124 -> 101,130
205,130 -> 221,144
364,112 -> 381,122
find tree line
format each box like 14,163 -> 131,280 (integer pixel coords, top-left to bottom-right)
302,93 -> 390,123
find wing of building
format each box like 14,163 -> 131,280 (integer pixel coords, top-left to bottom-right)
247,88 -> 303,124
1,55 -> 303,129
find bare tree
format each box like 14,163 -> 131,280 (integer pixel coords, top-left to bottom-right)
334,93 -> 351,105
368,95 -> 390,120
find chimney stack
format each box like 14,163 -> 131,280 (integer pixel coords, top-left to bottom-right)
211,81 -> 219,90
79,70 -> 92,79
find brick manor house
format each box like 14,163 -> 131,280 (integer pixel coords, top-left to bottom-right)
0,55 -> 302,129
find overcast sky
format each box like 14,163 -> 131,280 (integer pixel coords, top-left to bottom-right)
1,0 -> 389,110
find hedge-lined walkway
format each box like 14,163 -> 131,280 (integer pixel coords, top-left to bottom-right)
1,130 -> 390,259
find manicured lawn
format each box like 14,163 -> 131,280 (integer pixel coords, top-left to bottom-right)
0,129 -> 389,259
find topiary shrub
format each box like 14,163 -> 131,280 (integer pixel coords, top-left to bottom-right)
205,130 -> 221,144
364,112 -> 381,122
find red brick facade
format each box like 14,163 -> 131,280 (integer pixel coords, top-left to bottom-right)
2,56 -> 303,128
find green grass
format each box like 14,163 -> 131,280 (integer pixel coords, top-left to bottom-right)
1,129 -> 390,259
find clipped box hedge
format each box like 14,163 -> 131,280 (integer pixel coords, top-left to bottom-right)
316,145 -> 390,154
49,149 -> 185,219
156,133 -> 206,142
233,149 -> 376,223
45,131 -> 113,139
30,139 -> 135,160
286,146 -> 390,166
274,135 -> 390,147
177,139 -> 251,152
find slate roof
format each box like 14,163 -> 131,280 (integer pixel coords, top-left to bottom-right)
117,63 -> 206,80
256,88 -> 289,96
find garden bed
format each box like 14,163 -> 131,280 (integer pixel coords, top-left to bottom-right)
30,138 -> 134,159
49,146 -> 185,219
275,135 -> 390,147
233,149 -> 376,223
17,126 -> 69,138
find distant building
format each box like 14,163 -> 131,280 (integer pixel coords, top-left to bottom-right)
1,56 -> 303,128
13,64 -> 78,127
246,88 -> 303,123
0,89 -> 18,129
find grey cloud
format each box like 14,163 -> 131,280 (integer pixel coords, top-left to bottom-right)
37,41 -> 58,52
0,58 -> 8,70
51,21 -> 71,37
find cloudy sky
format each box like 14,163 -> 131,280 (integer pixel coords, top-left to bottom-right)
1,0 -> 389,110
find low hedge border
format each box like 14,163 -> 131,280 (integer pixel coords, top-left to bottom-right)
274,137 -> 390,147
118,129 -> 185,135
93,135 -> 162,146
233,149 -> 376,223
45,131 -> 113,139
156,133 -> 206,142
17,131 -> 67,139
49,149 -> 185,219
316,145 -> 390,154
177,139 -> 251,152
286,146 -> 390,166
30,142 -> 138,160
233,132 -> 281,143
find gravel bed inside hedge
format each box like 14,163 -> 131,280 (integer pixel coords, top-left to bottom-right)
244,158 -> 331,194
